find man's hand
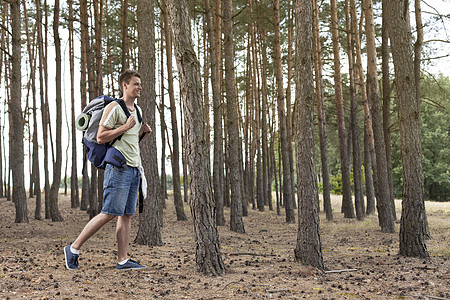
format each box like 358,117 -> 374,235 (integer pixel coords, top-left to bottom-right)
125,116 -> 137,130
140,123 -> 152,141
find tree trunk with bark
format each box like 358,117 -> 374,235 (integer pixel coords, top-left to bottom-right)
205,0 -> 225,226
49,0 -> 63,222
10,0 -> 28,223
68,0 -> 79,209
161,0 -> 187,221
364,0 -> 395,232
312,0 -> 332,221
293,0 -> 324,269
121,0 -> 129,71
381,0 -> 396,221
385,0 -> 429,258
345,0 -> 365,221
364,124 -> 376,215
274,0 -> 295,223
135,0 -> 163,246
80,0 -> 89,212
166,0 -> 226,275
330,0 -> 354,218
160,7 -> 168,204
224,0 -> 245,233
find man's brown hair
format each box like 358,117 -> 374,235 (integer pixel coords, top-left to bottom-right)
119,69 -> 141,96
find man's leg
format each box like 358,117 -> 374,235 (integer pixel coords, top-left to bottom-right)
72,213 -> 116,250
116,214 -> 132,262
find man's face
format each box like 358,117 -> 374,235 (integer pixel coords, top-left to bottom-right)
123,76 -> 142,99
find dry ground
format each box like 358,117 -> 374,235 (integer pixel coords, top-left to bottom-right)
0,192 -> 449,299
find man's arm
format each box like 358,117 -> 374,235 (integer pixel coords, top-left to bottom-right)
97,116 -> 136,144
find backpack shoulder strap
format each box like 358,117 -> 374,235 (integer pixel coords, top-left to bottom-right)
114,98 -> 131,118
134,103 -> 143,123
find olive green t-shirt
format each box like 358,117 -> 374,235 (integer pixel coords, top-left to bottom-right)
100,101 -> 142,167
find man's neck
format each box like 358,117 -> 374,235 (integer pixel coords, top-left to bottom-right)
122,96 -> 136,108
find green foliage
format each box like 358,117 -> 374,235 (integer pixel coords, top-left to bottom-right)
391,74 -> 450,201
420,74 -> 450,201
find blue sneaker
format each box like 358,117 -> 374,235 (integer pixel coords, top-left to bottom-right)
64,245 -> 79,270
115,259 -> 147,270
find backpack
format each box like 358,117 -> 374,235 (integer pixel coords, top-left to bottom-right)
76,95 -> 142,169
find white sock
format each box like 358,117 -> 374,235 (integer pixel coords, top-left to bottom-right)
118,259 -> 129,265
70,245 -> 80,255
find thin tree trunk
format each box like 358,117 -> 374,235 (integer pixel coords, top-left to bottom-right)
313,0 -> 332,221
345,0 -> 365,221
10,0 -> 28,223
364,124 -> 376,214
80,0 -> 89,212
135,0 -> 163,246
260,29 -> 269,210
49,0 -> 63,222
381,0 -> 395,221
224,0 -> 245,233
274,0 -> 295,223
68,0 -> 80,208
166,0 -> 226,275
206,0 -> 225,226
121,0 -> 129,71
69,0 -> 79,209
0,2 -> 6,199
385,0 -> 428,258
364,0 -> 395,232
413,0 -> 431,241
160,11 -> 168,204
286,2 -> 296,211
161,0 -> 187,221
22,0 -> 42,219
294,0 -> 324,269
93,0 -> 104,213
330,0 -> 354,218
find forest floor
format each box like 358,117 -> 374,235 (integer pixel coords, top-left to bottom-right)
0,192 -> 449,300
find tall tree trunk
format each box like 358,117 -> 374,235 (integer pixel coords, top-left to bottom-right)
49,0 -> 63,222
224,0 -> 245,233
205,0 -> 225,226
38,0 -> 51,219
286,2 -> 296,211
364,0 -> 395,232
413,0 -> 431,240
260,29 -> 269,211
330,0 -> 354,218
68,0 -> 79,209
293,0 -> 324,269
160,12 -> 168,204
248,0 -> 258,211
161,0 -> 187,221
121,0 -> 129,71
0,2 -> 6,199
135,0 -> 163,246
10,0 -> 28,223
166,0 -> 226,275
345,0 -> 365,221
80,0 -> 89,212
274,0 -> 295,223
93,0 -> 104,213
385,0 -> 428,258
381,0 -> 395,221
313,0 -> 332,221
23,0 -> 42,219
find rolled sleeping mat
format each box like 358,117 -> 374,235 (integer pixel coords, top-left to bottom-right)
76,113 -> 91,131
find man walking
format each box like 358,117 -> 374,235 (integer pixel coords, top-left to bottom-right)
64,70 -> 151,270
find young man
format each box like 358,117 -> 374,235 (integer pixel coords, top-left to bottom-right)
64,70 -> 151,270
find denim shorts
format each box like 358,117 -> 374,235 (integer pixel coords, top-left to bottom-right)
101,164 -> 140,216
